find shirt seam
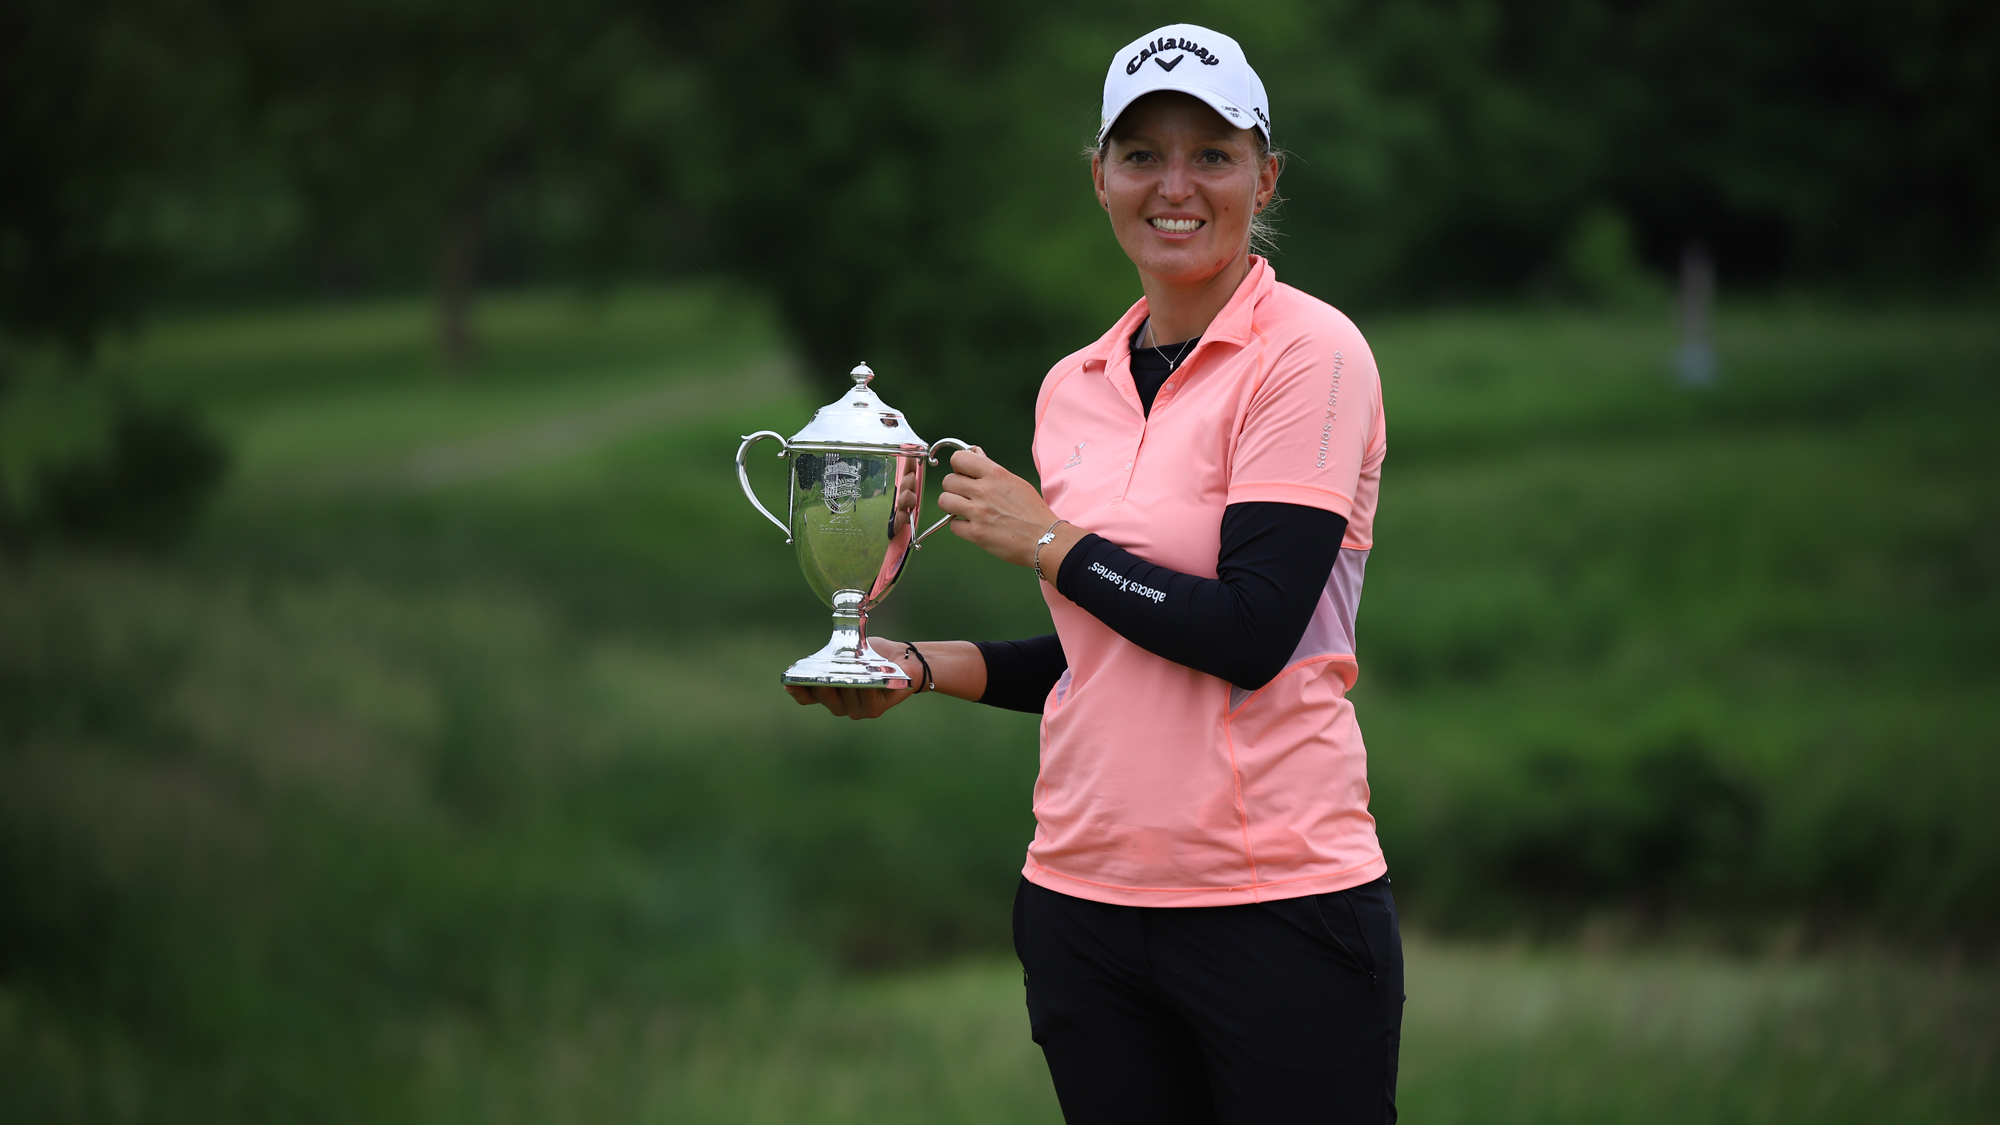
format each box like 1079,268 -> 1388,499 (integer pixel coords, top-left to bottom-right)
1227,481 -> 1354,501
1026,855 -> 1385,897
1243,314 -> 1273,405
1220,306 -> 1271,495
1034,360 -> 1089,452
1031,710 -> 1051,852
1227,653 -> 1349,716
1222,715 -> 1261,892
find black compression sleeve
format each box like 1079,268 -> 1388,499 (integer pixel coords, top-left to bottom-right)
1053,502 -> 1347,690
973,634 -> 1068,713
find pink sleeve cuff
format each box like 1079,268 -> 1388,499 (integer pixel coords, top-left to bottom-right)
1225,481 -> 1354,519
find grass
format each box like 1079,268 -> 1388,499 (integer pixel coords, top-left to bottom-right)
1399,940 -> 1997,1124
16,944 -> 1983,1124
1356,303 -> 1999,935
0,283 -> 1994,1121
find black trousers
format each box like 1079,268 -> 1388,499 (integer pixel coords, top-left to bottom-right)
1013,875 -> 1403,1124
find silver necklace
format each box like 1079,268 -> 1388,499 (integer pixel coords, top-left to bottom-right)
1144,319 -> 1198,372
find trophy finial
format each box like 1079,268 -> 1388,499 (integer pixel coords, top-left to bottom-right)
850,362 -> 875,388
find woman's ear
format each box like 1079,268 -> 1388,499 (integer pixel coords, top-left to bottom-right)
1254,152 -> 1279,213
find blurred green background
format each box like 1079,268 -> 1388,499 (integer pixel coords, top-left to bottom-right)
3,1 -> 1996,1122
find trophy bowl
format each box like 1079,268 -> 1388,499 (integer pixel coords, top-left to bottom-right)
736,363 -> 971,689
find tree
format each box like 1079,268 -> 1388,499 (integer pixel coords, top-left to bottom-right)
651,0 -> 1138,460
0,0 -> 224,359
233,0 -> 683,370
0,0 -> 233,548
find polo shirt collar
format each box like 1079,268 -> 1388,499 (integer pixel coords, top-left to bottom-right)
1079,255 -> 1276,369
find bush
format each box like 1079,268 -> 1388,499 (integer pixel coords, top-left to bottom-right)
29,398 -> 230,550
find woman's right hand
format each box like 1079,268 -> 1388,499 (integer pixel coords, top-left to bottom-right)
937,448 -> 1090,578
784,637 -> 920,720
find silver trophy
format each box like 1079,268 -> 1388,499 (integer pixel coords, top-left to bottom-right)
736,362 -> 971,689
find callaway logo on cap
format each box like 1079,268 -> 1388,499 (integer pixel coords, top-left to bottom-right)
1098,24 -> 1270,145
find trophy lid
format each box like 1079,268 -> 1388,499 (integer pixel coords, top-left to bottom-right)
787,362 -> 925,448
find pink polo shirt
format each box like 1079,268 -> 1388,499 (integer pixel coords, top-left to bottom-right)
1025,257 -> 1387,908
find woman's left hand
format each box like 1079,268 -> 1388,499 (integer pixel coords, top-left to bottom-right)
784,637 -> 920,719
937,448 -> 1084,571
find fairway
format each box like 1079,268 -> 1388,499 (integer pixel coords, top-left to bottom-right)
292,944 -> 1997,1125
0,286 -> 1993,1122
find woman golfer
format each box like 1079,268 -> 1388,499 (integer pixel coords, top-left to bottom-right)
789,24 -> 1401,1124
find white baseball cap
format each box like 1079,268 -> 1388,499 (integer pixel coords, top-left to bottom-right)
1098,24 -> 1270,147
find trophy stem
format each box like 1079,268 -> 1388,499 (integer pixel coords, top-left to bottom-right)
781,589 -> 913,689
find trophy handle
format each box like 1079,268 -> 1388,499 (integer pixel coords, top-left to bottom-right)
913,438 -> 976,548
736,431 -> 793,542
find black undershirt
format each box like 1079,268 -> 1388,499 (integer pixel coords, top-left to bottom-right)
1129,325 -> 1195,414
972,327 -> 1348,713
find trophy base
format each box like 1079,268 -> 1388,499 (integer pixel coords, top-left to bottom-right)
781,664 -> 912,690
780,635 -> 912,691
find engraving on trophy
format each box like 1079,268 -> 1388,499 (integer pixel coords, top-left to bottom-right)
823,456 -> 860,515
734,361 -> 974,690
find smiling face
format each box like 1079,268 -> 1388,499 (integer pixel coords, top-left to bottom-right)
1093,92 -> 1279,291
